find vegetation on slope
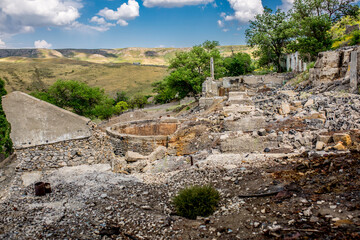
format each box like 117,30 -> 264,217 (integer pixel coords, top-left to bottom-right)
0,58 -> 168,97
0,78 -> 13,161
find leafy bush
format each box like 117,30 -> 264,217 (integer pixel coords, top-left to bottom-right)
114,91 -> 129,103
350,30 -> 360,46
0,78 -> 13,160
224,52 -> 254,76
129,95 -> 148,109
31,80 -> 115,120
172,185 -> 220,220
114,101 -> 129,114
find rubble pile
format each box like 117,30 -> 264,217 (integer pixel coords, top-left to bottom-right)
1,47 -> 360,239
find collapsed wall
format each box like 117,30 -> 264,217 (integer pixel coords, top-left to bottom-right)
2,92 -> 115,172
309,46 -> 359,92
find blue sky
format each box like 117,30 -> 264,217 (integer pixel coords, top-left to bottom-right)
0,0 -> 295,49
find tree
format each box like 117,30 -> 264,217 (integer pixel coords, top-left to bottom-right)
47,80 -> 107,116
292,0 -> 359,23
288,15 -> 333,60
31,80 -> 116,120
153,41 -> 226,103
0,78 -> 13,160
129,95 -> 148,109
246,7 -> 293,72
224,53 -> 254,76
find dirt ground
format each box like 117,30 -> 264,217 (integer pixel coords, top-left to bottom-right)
1,151 -> 359,239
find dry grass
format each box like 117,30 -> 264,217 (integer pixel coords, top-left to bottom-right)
0,45 -> 254,97
0,58 -> 168,96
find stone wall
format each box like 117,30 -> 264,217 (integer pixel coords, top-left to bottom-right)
15,129 -> 115,172
107,119 -> 179,156
309,46 -> 359,88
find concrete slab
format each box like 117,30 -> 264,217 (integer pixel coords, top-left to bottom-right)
2,91 -> 91,149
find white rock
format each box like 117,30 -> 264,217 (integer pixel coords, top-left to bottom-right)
125,151 -> 146,163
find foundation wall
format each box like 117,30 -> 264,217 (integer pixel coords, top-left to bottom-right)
15,130 -> 115,172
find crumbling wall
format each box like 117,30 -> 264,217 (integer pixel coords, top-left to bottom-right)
107,119 -> 180,156
309,46 -> 359,88
15,129 -> 115,171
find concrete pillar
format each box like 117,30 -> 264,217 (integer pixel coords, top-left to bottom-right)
210,57 -> 214,79
350,51 -> 358,93
295,52 -> 299,72
303,62 -> 307,71
291,54 -> 296,72
286,55 -> 290,72
299,59 -> 302,72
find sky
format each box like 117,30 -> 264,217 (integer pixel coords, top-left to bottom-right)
0,0 -> 295,49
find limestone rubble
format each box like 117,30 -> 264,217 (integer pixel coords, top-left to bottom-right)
1,47 -> 360,239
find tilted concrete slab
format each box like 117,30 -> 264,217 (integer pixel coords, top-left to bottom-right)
2,91 -> 91,149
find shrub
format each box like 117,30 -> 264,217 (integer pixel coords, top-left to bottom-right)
172,185 -> 220,220
114,101 -> 129,114
130,95 -> 148,109
0,78 -> 13,160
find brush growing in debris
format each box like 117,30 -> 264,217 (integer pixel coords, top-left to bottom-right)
172,185 -> 220,220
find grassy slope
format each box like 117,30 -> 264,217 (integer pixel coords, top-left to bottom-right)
0,58 -> 168,97
0,45 -> 252,96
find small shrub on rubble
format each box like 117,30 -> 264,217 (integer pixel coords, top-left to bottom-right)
172,185 -> 220,220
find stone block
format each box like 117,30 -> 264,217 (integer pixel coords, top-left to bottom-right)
280,102 -> 291,115
125,151 -> 146,163
304,99 -> 314,108
224,117 -> 266,132
333,133 -> 352,146
220,136 -> 278,153
148,146 -> 167,162
223,105 -> 255,115
199,97 -> 215,109
316,141 -> 325,151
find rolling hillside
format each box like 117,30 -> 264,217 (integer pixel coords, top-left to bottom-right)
0,45 -> 253,96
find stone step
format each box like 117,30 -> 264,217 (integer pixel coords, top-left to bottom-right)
224,104 -> 255,114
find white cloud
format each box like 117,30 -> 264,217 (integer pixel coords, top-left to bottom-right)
0,39 -> 5,48
279,0 -> 294,11
89,16 -> 116,31
217,20 -> 224,28
97,0 -> 139,26
0,0 -> 81,35
223,0 -> 264,24
90,16 -> 108,25
143,0 -> 214,8
34,40 -> 52,49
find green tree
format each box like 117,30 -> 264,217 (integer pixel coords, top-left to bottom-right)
0,78 -> 13,160
47,80 -> 107,116
224,52 -> 254,76
114,91 -> 129,104
246,7 -> 292,72
292,0 -> 359,23
288,15 -> 333,60
153,41 -> 226,103
130,95 -> 148,109
152,80 -> 177,103
31,80 -> 116,120
114,101 -> 129,114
